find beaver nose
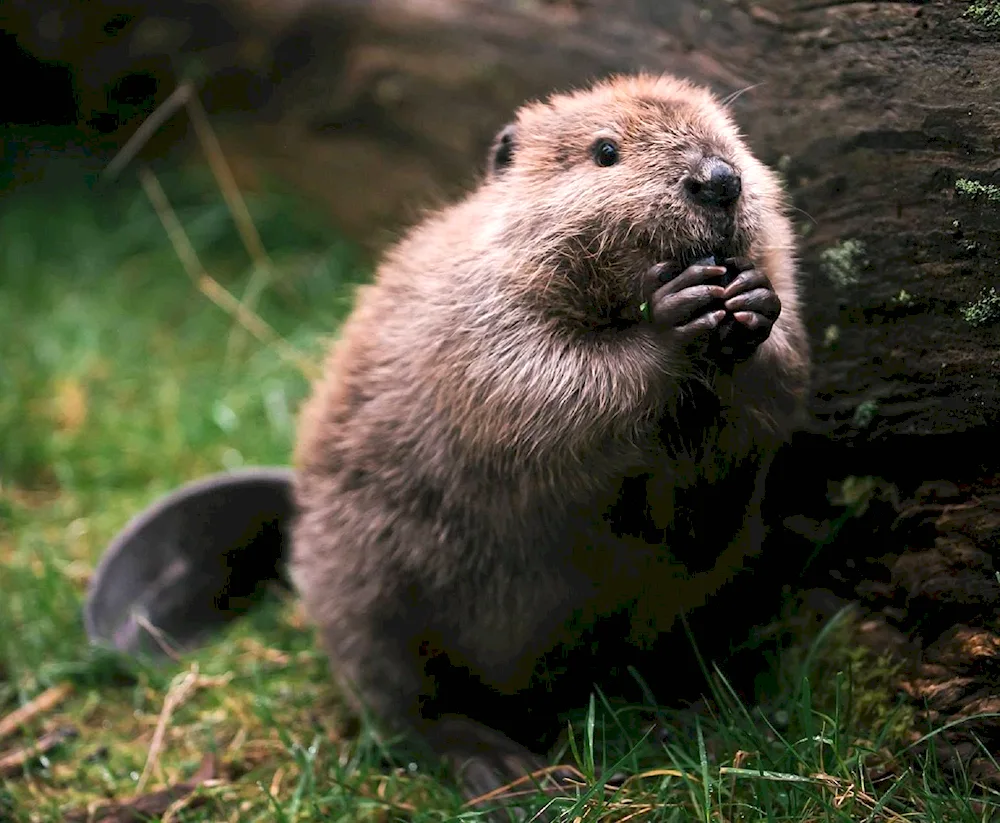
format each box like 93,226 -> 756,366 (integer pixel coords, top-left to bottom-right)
684,158 -> 742,209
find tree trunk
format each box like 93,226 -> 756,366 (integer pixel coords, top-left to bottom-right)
208,0 -> 1000,450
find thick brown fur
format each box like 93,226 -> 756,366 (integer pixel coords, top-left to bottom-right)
289,73 -> 810,804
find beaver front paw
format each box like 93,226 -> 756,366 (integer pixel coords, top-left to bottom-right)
640,260 -> 728,344
711,257 -> 782,362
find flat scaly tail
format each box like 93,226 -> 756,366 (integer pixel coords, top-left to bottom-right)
84,467 -> 295,659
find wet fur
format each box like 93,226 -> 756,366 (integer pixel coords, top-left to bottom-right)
290,73 -> 810,772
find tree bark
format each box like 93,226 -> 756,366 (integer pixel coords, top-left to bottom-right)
205,0 -> 1000,448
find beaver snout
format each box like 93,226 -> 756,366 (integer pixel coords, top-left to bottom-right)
683,157 -> 742,209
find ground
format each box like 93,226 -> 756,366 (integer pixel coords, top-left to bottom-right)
1,156 -> 997,822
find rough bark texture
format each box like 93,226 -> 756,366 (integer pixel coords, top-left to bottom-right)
772,470 -> 1000,787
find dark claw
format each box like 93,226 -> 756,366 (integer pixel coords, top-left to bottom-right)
652,256 -> 717,285
642,262 -> 726,305
675,309 -> 727,343
641,260 -> 728,344
653,284 -> 726,328
708,263 -> 781,363
732,311 -> 767,330
653,261 -> 674,284
721,256 -> 754,275
697,255 -> 752,287
722,268 -> 771,300
724,287 -> 781,320
430,716 -> 569,820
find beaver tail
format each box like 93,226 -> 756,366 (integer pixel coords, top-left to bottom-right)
84,467 -> 294,660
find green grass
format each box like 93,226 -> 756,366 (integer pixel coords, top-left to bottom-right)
1,163 -> 997,822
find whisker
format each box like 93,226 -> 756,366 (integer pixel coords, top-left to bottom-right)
789,205 -> 819,226
721,82 -> 766,108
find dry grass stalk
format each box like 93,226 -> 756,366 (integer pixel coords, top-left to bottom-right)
0,726 -> 79,777
465,763 -> 588,808
0,682 -> 75,742
184,91 -> 271,268
102,77 -> 318,380
131,613 -> 183,663
137,165 -> 319,381
101,82 -> 196,184
135,664 -> 234,794
182,91 -> 297,363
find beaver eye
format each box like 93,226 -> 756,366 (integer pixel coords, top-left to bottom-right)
593,139 -> 619,167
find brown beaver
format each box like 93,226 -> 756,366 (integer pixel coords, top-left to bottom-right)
85,73 -> 809,814
289,72 -> 809,798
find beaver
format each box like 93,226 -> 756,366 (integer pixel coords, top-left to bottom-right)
85,73 -> 810,813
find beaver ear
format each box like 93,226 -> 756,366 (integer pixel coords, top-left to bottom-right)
488,123 -> 517,177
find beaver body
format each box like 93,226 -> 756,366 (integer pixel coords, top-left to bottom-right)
288,73 -> 810,799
